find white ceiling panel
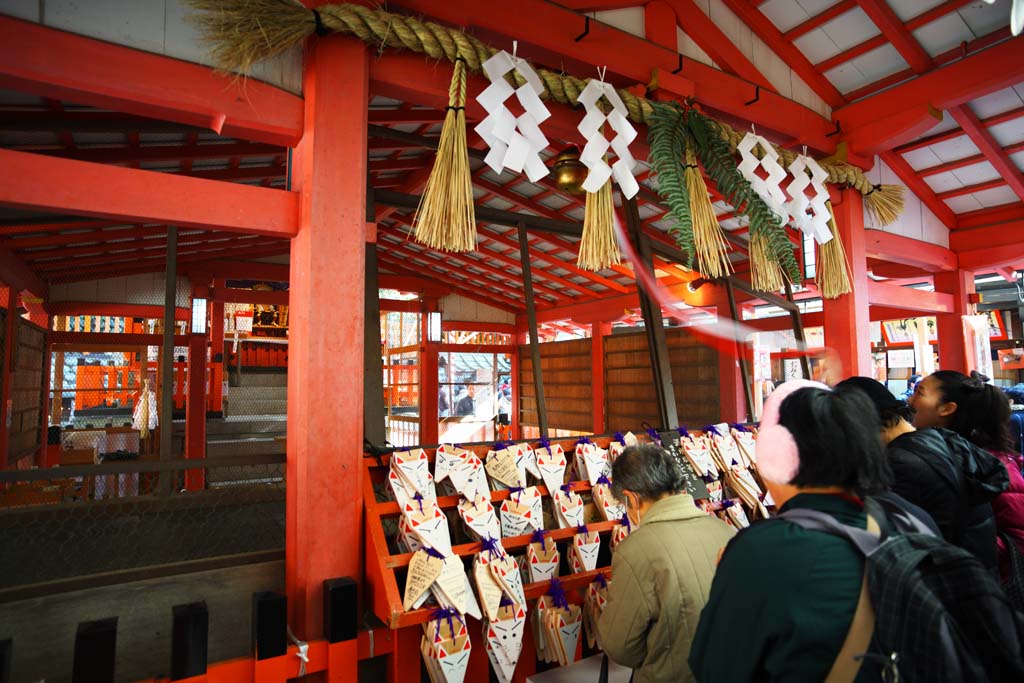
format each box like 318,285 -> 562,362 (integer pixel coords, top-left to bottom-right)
888,0 -> 946,21
956,2 -> 1010,37
820,7 -> 880,51
1016,84 -> 1024,102
912,13 -> 975,57
760,0 -> 809,32
943,195 -> 984,213
951,160 -> 1000,186
824,63 -> 870,93
901,147 -> 943,171
924,171 -> 966,194
794,27 -> 842,63
972,185 -> 1019,208
848,44 -> 908,83
970,87 -> 1024,119
928,136 -> 981,162
988,118 -> 1024,146
796,0 -> 843,14
1012,150 -> 1024,172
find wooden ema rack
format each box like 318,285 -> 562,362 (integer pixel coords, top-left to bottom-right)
362,434 -> 740,682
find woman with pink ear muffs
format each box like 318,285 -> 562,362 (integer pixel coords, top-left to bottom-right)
689,380 -> 892,682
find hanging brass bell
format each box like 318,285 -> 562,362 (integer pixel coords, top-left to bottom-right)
551,146 -> 587,195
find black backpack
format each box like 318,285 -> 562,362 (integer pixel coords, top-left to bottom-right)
780,499 -> 1024,682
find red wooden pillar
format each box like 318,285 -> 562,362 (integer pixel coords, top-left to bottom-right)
184,332 -> 206,490
210,278 -> 225,414
715,294 -> 747,423
286,33 -> 367,674
591,321 -> 610,434
822,188 -> 871,379
0,287 -> 14,466
935,268 -> 975,373
420,297 -> 439,445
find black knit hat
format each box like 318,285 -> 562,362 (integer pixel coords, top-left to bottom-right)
835,376 -> 907,418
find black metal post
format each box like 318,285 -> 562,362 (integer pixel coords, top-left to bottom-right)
159,226 -> 177,495
784,280 -> 812,379
623,194 -> 678,429
518,222 -> 548,438
725,278 -> 756,422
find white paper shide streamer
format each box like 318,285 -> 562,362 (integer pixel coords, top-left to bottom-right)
737,131 -> 788,225
785,154 -> 832,245
576,74 -> 640,199
475,46 -> 551,182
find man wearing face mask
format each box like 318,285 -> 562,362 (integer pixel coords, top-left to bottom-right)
597,444 -> 735,683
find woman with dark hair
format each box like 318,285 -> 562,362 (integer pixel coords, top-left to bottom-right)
690,380 -> 892,682
911,370 -> 1022,580
597,444 -> 734,683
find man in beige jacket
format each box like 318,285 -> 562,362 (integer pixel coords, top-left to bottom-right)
597,444 -> 735,683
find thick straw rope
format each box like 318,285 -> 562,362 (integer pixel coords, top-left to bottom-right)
188,0 -> 903,223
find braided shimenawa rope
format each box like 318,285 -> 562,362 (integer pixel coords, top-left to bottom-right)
187,0 -> 903,222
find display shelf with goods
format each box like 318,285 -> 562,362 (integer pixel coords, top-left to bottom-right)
363,427 -> 762,680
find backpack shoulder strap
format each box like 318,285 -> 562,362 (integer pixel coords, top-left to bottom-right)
777,508 -> 881,555
826,515 -> 879,683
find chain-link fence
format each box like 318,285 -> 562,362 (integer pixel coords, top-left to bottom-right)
0,455 -> 284,591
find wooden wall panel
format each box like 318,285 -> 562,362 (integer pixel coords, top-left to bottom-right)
519,329 -> 721,435
519,338 -> 593,432
605,329 -> 720,430
9,319 -> 45,463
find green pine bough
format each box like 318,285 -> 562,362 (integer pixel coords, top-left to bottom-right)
647,101 -> 695,267
647,102 -> 802,284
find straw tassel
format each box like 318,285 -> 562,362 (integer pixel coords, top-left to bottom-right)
863,184 -> 904,227
411,58 -> 477,253
816,200 -> 852,299
578,176 -> 620,271
685,147 -> 732,279
749,232 -> 787,293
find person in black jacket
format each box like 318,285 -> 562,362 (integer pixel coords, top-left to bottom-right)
837,375 -> 1008,570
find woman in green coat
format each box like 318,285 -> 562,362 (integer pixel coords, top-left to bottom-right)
597,444 -> 735,683
689,380 -> 892,682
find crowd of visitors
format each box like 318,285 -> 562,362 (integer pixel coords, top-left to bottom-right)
599,370 -> 1024,682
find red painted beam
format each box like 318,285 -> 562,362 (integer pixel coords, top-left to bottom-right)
950,220 -> 1024,252
958,243 -> 1024,271
1,225 -> 164,250
834,38 -> 1024,133
25,232 -> 264,263
848,27 -> 1011,103
34,141 -> 283,165
950,104 -> 1024,204
843,105 -> 943,156
0,17 -> 302,147
49,331 -> 190,346
664,0 -> 775,90
387,0 -> 837,152
785,0 -> 856,41
718,0 -> 846,108
41,240 -> 288,278
815,0 -> 972,72
879,151 -> 957,228
920,141 -> 1024,178
377,274 -> 449,298
377,252 -> 521,312
855,0 -> 933,73
897,104 -> 1024,155
935,178 -> 1006,201
181,260 -> 290,282
0,245 -> 47,297
956,202 -> 1024,229
209,287 -> 289,305
0,150 -> 298,237
868,280 -> 954,314
864,229 -> 957,272
48,302 -> 190,320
